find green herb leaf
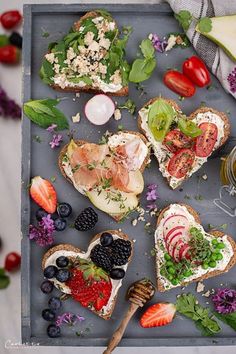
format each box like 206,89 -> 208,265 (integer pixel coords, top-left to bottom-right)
175,10 -> 192,32
23,99 -> 69,130
178,117 -> 202,138
39,58 -> 54,84
0,268 -> 10,289
118,98 -> 136,115
214,311 -> 236,331
198,17 -> 212,33
140,39 -> 155,59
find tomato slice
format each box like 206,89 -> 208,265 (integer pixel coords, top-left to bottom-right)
167,148 -> 195,178
195,122 -> 218,157
163,70 -> 196,97
164,129 -> 193,153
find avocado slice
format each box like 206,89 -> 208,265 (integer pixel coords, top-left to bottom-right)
86,188 -> 139,215
196,15 -> 236,62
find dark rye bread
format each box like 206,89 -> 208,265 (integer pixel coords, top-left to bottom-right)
42,229 -> 133,320
137,97 -> 231,189
155,203 -> 236,292
50,11 -> 128,96
58,131 -> 150,222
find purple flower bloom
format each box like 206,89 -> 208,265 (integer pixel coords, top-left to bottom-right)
56,312 -> 85,327
147,203 -> 157,210
46,124 -> 57,133
49,134 -> 63,149
0,85 -> 21,119
212,288 -> 236,314
227,67 -> 236,93
29,225 -> 54,247
39,214 -> 55,233
150,33 -> 167,53
146,184 -> 158,201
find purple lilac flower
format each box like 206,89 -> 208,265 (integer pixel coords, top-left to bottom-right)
49,134 -> 63,149
0,85 -> 21,119
39,214 -> 55,233
227,67 -> 236,93
56,312 -> 85,327
146,184 -> 158,201
147,203 -> 157,210
46,124 -> 57,133
150,33 -> 167,53
212,288 -> 236,314
29,225 -> 54,247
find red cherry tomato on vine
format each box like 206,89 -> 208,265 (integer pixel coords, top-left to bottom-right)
0,10 -> 22,30
4,252 -> 21,272
0,45 -> 20,64
163,70 -> 196,97
183,56 -> 211,87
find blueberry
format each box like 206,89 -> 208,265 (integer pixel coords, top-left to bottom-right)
55,269 -> 70,282
47,324 -> 61,338
100,232 -> 113,247
54,218 -> 67,231
56,256 -> 69,268
48,297 -> 62,311
42,308 -> 55,321
110,268 -> 125,280
36,208 -> 48,221
57,203 -> 72,218
40,280 -> 54,294
44,265 -> 58,279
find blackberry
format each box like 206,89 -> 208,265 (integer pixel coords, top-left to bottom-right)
74,207 -> 98,231
90,244 -> 113,271
111,239 -> 132,266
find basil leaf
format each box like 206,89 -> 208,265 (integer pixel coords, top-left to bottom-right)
52,41 -> 66,68
140,39 -> 155,59
178,117 -> 202,137
39,58 -> 54,84
129,58 -> 150,82
63,32 -> 81,47
144,58 -> 156,74
0,268 -> 10,289
23,99 -> 69,130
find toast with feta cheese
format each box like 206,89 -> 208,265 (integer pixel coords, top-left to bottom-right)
155,203 -> 236,292
138,97 -> 230,189
42,230 -> 133,320
40,11 -> 129,96
58,131 -> 150,221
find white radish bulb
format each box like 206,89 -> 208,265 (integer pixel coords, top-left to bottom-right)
84,94 -> 115,125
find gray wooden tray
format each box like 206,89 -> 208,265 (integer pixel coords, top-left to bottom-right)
21,3 -> 236,347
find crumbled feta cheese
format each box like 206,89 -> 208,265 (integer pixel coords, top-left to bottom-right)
45,53 -> 55,64
196,281 -> 205,293
76,93 -> 80,98
132,219 -> 138,226
84,31 -> 95,46
109,22 -> 116,31
67,47 -> 76,60
114,108 -> 121,121
98,63 -> 107,75
72,113 -> 80,123
111,70 -> 122,85
165,35 -> 177,52
202,174 -> 208,180
202,290 -> 211,298
79,26 -> 85,32
148,33 -> 153,40
88,41 -> 100,52
54,64 -> 60,74
92,16 -> 104,25
99,37 -> 111,50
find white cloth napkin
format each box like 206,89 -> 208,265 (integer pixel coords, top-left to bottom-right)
166,0 -> 236,99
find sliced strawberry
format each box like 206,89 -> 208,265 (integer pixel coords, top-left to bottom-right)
30,176 -> 57,213
140,303 -> 176,328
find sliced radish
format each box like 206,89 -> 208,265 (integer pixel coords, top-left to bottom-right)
163,214 -> 189,234
84,94 -> 115,125
172,240 -> 184,261
165,225 -> 185,242
179,244 -> 191,260
166,232 -> 183,254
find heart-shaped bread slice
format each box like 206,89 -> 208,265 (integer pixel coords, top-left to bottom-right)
138,97 -> 230,189
154,203 -> 236,292
58,131 -> 150,221
42,230 -> 133,320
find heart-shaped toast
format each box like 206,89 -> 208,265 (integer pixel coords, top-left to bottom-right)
154,203 -> 236,292
58,131 -> 150,221
42,230 -> 133,319
138,97 -> 230,189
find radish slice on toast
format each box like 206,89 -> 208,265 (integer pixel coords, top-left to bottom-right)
84,94 -> 115,125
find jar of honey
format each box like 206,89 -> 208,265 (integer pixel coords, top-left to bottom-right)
214,146 -> 236,217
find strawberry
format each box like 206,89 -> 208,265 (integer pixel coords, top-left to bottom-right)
140,303 -> 176,328
66,258 -> 112,311
30,176 -> 57,213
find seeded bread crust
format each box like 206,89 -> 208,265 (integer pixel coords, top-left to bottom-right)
49,11 -> 128,96
137,97 -> 230,189
42,229 -> 133,320
58,131 -> 150,222
155,203 -> 236,292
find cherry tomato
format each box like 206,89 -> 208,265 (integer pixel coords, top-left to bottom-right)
0,45 -> 20,63
167,148 -> 195,178
163,70 -> 196,97
164,129 -> 193,153
0,10 -> 22,29
183,56 -> 210,87
195,122 -> 218,157
4,252 -> 21,272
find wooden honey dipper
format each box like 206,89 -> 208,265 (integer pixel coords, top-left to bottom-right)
103,278 -> 155,354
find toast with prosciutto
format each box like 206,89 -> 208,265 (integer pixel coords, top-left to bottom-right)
154,203 -> 236,292
138,97 -> 230,189
58,131 -> 150,221
42,230 -> 133,320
